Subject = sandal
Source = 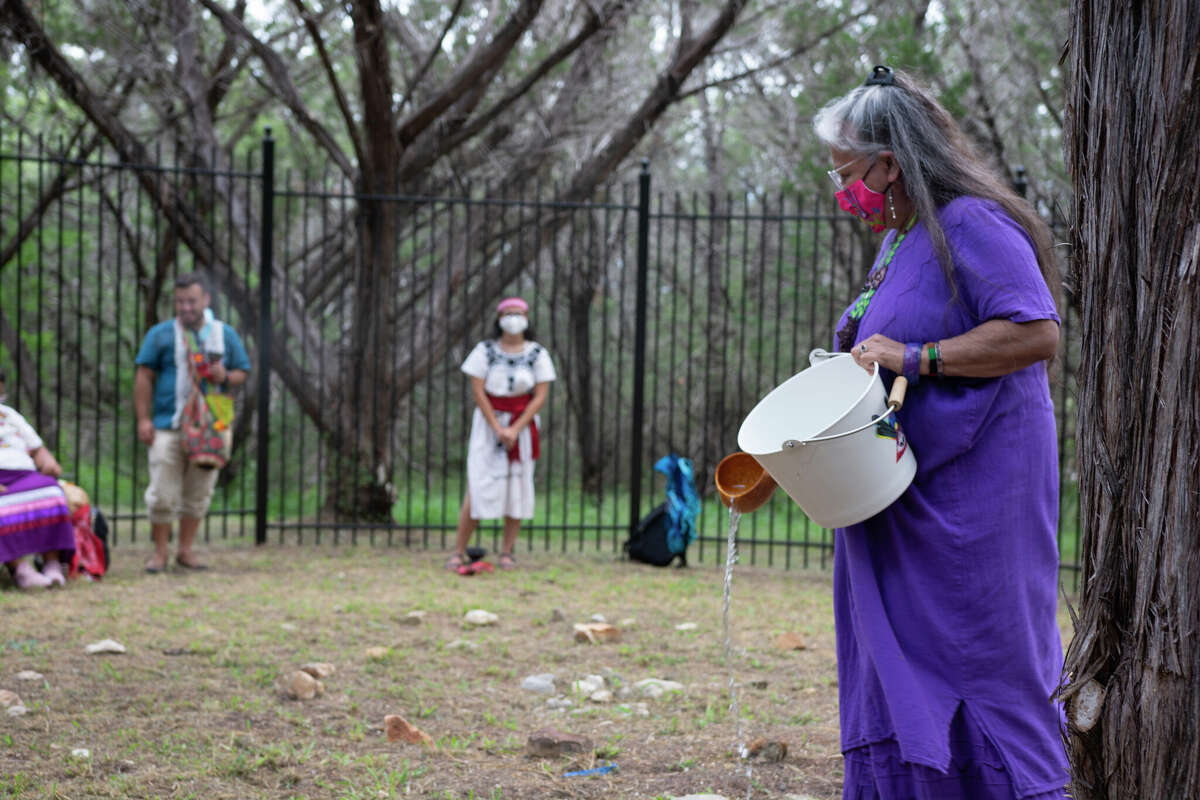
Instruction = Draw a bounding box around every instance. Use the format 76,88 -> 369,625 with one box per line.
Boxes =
445,553 -> 465,572
498,552 -> 516,570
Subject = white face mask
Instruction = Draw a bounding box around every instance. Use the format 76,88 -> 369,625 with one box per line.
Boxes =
499,314 -> 528,335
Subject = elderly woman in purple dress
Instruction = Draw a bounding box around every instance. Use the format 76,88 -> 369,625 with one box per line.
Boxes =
0,369 -> 74,589
812,66 -> 1068,799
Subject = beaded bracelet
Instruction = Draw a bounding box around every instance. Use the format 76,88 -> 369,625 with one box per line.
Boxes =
903,343 -> 922,385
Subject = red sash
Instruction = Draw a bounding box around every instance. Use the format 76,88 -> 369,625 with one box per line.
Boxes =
487,393 -> 539,463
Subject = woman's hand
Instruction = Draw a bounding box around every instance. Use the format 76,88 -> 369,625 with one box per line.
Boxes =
850,334 -> 903,374
496,426 -> 520,451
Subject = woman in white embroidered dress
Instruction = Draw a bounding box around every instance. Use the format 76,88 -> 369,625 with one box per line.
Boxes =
447,298 -> 556,571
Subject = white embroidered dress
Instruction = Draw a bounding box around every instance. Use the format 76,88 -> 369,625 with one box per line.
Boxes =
461,340 -> 556,520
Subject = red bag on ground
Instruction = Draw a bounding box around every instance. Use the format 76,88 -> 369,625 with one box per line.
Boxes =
68,503 -> 107,580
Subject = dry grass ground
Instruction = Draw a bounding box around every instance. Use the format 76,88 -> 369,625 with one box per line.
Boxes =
1,543 -> 850,800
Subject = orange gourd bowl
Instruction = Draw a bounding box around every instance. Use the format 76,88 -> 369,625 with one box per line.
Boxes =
714,452 -> 777,513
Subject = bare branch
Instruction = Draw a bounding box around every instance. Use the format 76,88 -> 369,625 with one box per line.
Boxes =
287,0 -> 366,167
396,0 -> 545,147
675,7 -> 875,102
398,1 -> 622,180
194,0 -> 355,178
399,0 -> 466,112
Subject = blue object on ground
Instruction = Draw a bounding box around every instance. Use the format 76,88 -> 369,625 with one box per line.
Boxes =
654,453 -> 700,556
563,762 -> 617,777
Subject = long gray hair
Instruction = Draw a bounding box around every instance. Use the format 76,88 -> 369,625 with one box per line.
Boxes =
813,69 -> 1059,312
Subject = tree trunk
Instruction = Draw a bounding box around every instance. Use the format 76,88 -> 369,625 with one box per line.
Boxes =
1060,2 -> 1200,798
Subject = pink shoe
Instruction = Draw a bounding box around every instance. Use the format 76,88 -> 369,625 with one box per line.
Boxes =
41,560 -> 66,587
12,560 -> 52,590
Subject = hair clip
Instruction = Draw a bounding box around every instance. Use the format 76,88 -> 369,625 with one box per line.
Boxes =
864,65 -> 895,86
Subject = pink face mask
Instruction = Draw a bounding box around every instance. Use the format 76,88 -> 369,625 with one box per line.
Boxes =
835,178 -> 891,233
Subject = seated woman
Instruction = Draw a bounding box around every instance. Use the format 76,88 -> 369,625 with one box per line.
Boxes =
0,369 -> 73,589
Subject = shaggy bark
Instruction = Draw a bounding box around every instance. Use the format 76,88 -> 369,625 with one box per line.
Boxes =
1060,1 -> 1200,797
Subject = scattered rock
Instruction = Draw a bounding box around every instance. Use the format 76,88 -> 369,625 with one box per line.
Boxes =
279,623 -> 299,632
280,670 -> 324,700
115,759 -> 136,773
588,689 -> 613,704
300,662 -> 336,679
616,702 -> 650,717
365,646 -> 390,661
589,613 -> 607,623
384,714 -> 434,746
618,617 -> 636,628
70,748 -> 90,760
0,690 -> 21,708
445,639 -> 478,651
14,670 -> 43,682
674,622 -> 698,631
549,608 -> 567,623
525,727 -> 593,758
634,678 -> 684,699
397,611 -> 425,626
748,679 -> 769,690
546,697 -> 573,710
773,632 -> 807,651
5,705 -> 27,717
520,674 -> 557,695
571,675 -> 605,695
464,609 -> 499,627
747,737 -> 788,763
573,622 -> 620,644
85,639 -> 126,655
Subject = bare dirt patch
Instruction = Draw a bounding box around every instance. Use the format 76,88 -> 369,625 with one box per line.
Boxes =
0,544 -> 846,799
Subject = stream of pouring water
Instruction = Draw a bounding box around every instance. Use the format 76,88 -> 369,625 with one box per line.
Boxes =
722,506 -> 752,799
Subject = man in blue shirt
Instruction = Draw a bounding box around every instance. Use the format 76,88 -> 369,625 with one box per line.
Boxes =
134,273 -> 251,572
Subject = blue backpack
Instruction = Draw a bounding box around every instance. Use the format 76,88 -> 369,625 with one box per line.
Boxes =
624,454 -> 700,567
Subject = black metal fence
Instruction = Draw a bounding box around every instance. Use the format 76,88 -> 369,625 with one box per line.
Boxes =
0,133 -> 1081,575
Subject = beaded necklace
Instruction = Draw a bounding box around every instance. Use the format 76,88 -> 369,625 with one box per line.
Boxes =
836,213 -> 919,353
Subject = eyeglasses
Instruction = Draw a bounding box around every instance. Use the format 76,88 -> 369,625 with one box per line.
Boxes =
826,155 -> 873,191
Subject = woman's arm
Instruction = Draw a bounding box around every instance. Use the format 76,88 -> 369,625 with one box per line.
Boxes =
852,318 -> 1059,378
30,447 -> 62,478
470,376 -> 503,433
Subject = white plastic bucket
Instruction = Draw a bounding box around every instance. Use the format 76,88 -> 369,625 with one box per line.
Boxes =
736,353 -> 916,528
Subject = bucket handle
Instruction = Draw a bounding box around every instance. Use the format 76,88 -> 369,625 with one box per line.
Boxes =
781,376 -> 909,448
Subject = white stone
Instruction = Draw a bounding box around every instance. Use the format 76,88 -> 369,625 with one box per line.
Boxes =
674,622 -> 698,631
634,678 -> 684,699
15,670 -> 43,682
279,623 -> 299,632
70,748 -> 90,759
571,675 -> 605,695
589,613 -> 607,623
463,609 -> 499,626
85,639 -> 126,654
618,617 -> 636,627
520,674 -> 557,694
1072,678 -> 1104,732
446,639 -> 478,650
0,690 -> 21,707
588,689 -> 613,704
5,705 -> 27,717
546,697 -> 573,709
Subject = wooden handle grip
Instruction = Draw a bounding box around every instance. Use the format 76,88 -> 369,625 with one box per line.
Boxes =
888,376 -> 908,411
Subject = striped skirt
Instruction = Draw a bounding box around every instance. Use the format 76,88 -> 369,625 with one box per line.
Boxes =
0,469 -> 76,564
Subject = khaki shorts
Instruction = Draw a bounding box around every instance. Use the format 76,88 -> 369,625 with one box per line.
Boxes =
144,430 -> 220,524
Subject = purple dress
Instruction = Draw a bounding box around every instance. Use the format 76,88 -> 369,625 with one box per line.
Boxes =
833,197 -> 1069,799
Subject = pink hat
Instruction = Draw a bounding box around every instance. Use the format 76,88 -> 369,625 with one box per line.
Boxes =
496,297 -> 528,314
